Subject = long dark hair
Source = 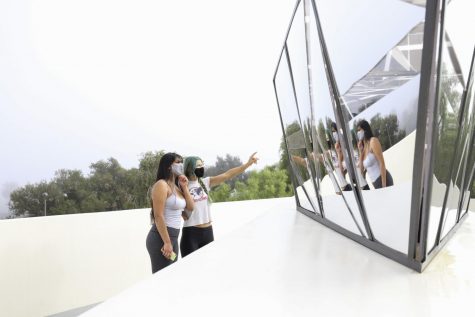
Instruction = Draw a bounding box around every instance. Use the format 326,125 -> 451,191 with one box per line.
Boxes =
184,156 -> 212,201
357,119 -> 374,141
184,156 -> 201,178
331,122 -> 337,132
156,152 -> 181,182
150,152 -> 182,223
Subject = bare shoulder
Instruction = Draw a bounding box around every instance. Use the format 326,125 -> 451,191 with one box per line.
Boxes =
370,137 -> 382,147
369,137 -> 384,155
152,180 -> 169,195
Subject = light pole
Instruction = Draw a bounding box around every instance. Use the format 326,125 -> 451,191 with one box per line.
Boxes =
42,192 -> 48,216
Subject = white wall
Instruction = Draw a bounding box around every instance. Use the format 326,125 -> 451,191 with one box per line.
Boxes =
0,209 -> 151,317
0,198 -> 286,317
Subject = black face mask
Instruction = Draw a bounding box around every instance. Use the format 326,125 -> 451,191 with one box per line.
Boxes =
194,167 -> 205,178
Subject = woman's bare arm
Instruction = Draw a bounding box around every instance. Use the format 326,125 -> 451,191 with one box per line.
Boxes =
209,152 -> 258,188
152,181 -> 173,258
370,138 -> 387,187
177,175 -> 194,212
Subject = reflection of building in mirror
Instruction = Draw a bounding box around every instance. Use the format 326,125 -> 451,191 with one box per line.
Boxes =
341,23 -> 424,118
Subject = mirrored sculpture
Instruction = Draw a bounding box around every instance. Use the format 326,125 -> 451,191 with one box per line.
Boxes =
274,0 -> 475,271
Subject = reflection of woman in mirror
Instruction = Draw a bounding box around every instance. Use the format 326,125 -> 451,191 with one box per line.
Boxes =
350,130 -> 370,191
330,122 -> 351,191
357,120 -> 394,189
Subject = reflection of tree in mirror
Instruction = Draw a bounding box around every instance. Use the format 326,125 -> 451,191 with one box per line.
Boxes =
278,121 -> 313,189
303,118 -> 312,151
352,113 -> 406,151
369,114 -> 406,151
433,64 -> 463,183
316,120 -> 327,151
314,117 -> 340,178
279,122 -> 300,165
357,103 -> 370,115
471,176 -> 475,198
279,121 -> 301,183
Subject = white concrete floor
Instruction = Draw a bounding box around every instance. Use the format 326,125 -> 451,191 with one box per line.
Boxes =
81,197 -> 475,317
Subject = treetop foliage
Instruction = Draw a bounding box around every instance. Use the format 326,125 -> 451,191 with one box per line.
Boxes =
7,151 -> 292,218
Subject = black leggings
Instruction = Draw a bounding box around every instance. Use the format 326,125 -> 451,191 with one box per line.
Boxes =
146,225 -> 180,273
372,170 -> 394,189
180,226 -> 214,258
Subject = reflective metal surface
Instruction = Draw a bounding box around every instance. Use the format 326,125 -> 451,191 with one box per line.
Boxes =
274,0 -> 475,271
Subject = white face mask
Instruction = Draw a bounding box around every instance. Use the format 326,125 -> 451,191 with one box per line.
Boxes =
171,163 -> 184,176
332,132 -> 339,142
357,130 -> 365,141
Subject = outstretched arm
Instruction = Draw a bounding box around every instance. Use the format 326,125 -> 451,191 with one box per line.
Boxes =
209,152 -> 259,188
291,155 -> 306,167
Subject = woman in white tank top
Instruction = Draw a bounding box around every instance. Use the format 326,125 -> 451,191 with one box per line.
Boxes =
357,120 -> 394,189
146,152 -> 194,273
179,152 -> 259,257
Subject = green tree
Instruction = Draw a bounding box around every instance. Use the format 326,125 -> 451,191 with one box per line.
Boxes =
205,154 -> 247,189
9,183 -> 47,217
8,150 -> 295,218
369,113 -> 406,151
9,181 -> 69,217
88,157 -> 135,211
8,151 -> 166,217
210,183 -> 232,202
134,151 -> 165,207
52,169 -> 87,213
230,166 -> 293,201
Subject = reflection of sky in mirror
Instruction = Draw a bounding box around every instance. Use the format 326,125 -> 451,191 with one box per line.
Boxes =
275,50 -> 301,131
315,0 -> 424,93
445,0 -> 475,83
286,2 -> 312,127
307,1 -> 336,124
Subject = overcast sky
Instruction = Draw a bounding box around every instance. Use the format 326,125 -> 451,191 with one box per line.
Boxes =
2,0 -> 472,218
0,0 -> 298,188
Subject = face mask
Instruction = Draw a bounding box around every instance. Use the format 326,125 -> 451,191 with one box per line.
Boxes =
171,163 -> 184,176
357,130 -> 365,141
332,132 -> 339,142
194,167 -> 205,178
